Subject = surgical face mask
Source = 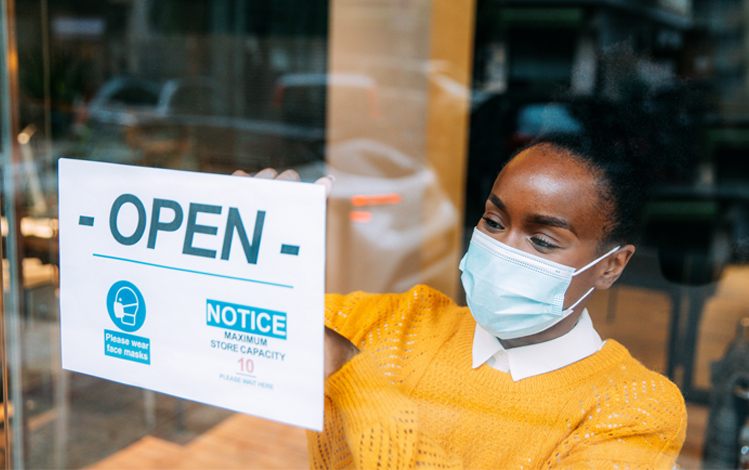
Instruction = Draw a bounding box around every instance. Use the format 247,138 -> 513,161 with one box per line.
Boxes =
459,228 -> 619,340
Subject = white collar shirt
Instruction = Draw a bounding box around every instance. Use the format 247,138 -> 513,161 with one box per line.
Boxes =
471,310 -> 604,381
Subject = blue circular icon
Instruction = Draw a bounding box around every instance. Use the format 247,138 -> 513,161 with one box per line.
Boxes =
107,280 -> 146,332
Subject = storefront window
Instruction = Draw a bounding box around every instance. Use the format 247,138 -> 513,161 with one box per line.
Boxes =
0,0 -> 747,468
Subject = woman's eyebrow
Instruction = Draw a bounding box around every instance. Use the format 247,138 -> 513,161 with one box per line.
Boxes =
489,193 -> 577,235
527,214 -> 577,235
488,194 -> 505,211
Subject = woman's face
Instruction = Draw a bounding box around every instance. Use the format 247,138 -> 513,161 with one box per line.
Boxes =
478,143 -> 631,312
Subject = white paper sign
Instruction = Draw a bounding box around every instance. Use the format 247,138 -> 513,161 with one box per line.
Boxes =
58,159 -> 326,431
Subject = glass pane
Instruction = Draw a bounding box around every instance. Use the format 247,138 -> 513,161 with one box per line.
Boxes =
3,0 -> 746,468
5,0 -> 331,467
3,0 -> 466,468
468,1 -> 746,468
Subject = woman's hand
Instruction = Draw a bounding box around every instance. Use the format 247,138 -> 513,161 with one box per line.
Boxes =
234,168 -> 347,378
325,327 -> 359,380
232,168 -> 334,198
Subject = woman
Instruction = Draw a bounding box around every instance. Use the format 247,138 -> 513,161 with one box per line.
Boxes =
246,131 -> 687,469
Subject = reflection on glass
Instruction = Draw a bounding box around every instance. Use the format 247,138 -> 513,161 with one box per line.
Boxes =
7,0 -> 467,467
0,0 -> 748,467
467,1 -> 748,467
7,0 -> 331,468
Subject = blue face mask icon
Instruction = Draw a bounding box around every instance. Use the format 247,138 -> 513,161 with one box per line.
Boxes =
107,280 -> 146,332
114,286 -> 139,326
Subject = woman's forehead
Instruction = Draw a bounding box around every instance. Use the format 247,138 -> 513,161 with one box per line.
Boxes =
491,146 -> 610,239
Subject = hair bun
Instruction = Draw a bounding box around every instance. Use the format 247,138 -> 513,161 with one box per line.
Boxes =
530,76 -> 707,246
565,84 -> 705,186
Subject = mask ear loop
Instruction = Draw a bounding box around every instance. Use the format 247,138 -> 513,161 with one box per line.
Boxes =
560,245 -> 621,316
540,286 -> 595,332
571,245 -> 621,276
563,287 -> 595,314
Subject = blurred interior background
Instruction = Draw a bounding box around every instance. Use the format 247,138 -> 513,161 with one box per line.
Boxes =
0,0 -> 749,468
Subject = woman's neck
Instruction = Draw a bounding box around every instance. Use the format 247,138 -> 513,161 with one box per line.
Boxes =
498,307 -> 586,349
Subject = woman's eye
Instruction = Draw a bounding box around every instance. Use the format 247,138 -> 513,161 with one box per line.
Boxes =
531,237 -> 559,250
482,217 -> 504,230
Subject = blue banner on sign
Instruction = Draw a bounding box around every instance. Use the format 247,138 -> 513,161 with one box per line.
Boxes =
104,329 -> 151,364
206,299 -> 287,340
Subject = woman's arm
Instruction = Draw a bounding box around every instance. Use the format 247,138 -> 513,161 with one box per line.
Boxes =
324,327 -> 359,380
237,169 -> 463,468
548,382 -> 687,470
313,288 -> 465,469
311,350 -> 463,469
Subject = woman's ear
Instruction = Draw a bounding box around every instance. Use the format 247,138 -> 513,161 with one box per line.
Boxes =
594,245 -> 635,289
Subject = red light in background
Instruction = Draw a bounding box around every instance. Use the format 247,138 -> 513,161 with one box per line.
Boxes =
351,193 -> 402,207
349,211 -> 373,223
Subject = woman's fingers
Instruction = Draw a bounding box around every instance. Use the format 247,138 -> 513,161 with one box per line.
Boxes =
315,174 -> 335,198
233,169 -> 334,198
276,169 -> 301,182
254,168 -> 278,179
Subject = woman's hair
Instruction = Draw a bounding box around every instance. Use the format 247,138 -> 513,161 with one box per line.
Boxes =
528,132 -> 649,248
522,85 -> 704,248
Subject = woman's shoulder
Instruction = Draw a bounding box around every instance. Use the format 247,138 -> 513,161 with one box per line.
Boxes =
325,284 -> 459,316
325,285 -> 469,342
325,284 -> 452,302
592,340 -> 686,412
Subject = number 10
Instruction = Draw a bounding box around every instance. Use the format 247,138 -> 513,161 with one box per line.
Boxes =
238,358 -> 254,374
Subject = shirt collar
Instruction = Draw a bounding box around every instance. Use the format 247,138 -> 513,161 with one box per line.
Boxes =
472,310 -> 603,381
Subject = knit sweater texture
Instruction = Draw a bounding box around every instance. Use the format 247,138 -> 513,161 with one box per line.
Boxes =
307,285 -> 687,469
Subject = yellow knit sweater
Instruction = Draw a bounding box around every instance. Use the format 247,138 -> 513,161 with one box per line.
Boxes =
307,285 -> 687,469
